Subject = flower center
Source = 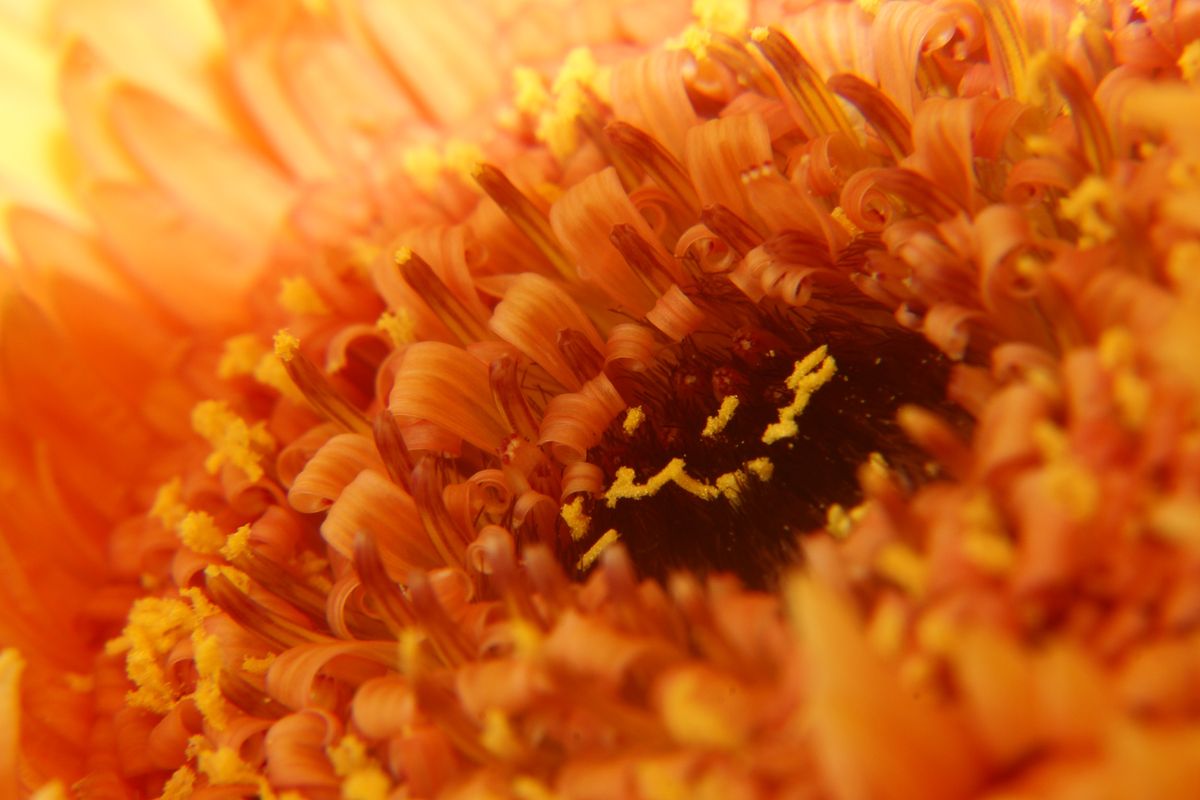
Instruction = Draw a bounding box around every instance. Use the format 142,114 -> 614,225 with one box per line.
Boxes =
569,291 -> 965,588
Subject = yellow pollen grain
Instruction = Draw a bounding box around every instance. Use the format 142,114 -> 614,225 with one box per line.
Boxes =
273,329 -> 300,362
510,618 -> 544,659
513,66 -> 550,115
692,0 -> 749,34
394,246 -> 413,265
159,766 -> 196,800
512,777 -> 558,800
622,405 -> 646,435
577,529 -> 620,572
1180,41 -> 1200,82
481,709 -> 523,759
1099,327 -> 1135,370
560,496 -> 591,541
198,746 -> 258,786
702,395 -> 739,438
242,653 -> 275,675
377,309 -> 416,347
177,510 -> 224,555
857,0 -> 883,14
278,276 -> 330,316
825,503 -> 853,538
342,769 -> 391,800
149,477 -> 188,530
220,524 -> 251,561
217,334 -> 266,379
181,586 -> 219,620
762,347 -> 837,445
875,543 -> 928,595
191,400 -> 275,483
402,144 -> 443,192
750,26 -> 769,42
1059,175 -> 1116,245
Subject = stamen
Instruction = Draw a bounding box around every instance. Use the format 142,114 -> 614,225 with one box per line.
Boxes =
1034,55 -> 1114,175
488,356 -> 541,442
556,329 -> 605,385
274,330 -> 371,435
372,412 -> 414,492
191,400 -> 275,483
473,164 -> 573,278
761,346 -> 838,444
751,27 -> 857,141
605,122 -> 701,214
576,529 -> 620,573
397,250 -> 491,344
700,204 -> 763,257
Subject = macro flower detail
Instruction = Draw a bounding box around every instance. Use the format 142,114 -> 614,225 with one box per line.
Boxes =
3,0 -> 1200,798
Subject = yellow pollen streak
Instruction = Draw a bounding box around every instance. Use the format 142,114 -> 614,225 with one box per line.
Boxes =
701,395 -> 739,437
1059,175 -> 1116,245
605,458 -> 718,507
1181,41 -> 1200,83
622,405 -> 646,435
481,709 -> 523,759
277,276 -> 330,316
560,496 -> 592,541
513,66 -> 550,115
761,346 -> 837,444
577,529 -> 620,573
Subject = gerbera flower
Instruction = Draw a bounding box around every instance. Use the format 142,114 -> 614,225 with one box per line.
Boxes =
3,0 -> 1200,797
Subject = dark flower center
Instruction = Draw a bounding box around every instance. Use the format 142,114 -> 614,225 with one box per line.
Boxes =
568,284 -> 967,589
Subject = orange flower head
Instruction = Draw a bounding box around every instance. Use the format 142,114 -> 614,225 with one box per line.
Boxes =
4,0 -> 1200,798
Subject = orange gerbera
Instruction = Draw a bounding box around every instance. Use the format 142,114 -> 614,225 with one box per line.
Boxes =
3,0 -> 1200,798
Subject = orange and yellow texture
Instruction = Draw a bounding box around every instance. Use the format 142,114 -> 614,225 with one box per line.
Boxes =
3,0 -> 1200,798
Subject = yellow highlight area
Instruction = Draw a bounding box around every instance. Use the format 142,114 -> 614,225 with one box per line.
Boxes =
178,510 -> 224,555
1182,41 -> 1200,83
329,735 -> 391,800
692,0 -> 749,33
278,276 -> 330,315
377,309 -> 416,347
242,653 -> 275,675
273,329 -> 300,362
560,495 -> 592,541
159,766 -> 196,800
402,144 -> 442,192
444,140 -> 486,184
106,597 -> 199,714
761,346 -> 837,444
481,708 -> 523,759
149,477 -> 188,530
512,777 -> 558,800
659,668 -> 745,749
701,395 -> 739,438
217,333 -> 266,379
534,47 -> 612,159
667,25 -> 713,60
875,543 -> 928,595
191,400 -> 275,483
198,746 -> 259,786
221,524 -> 251,561
1059,175 -> 1117,245
513,66 -> 550,115
622,405 -> 646,435
577,529 -> 620,572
